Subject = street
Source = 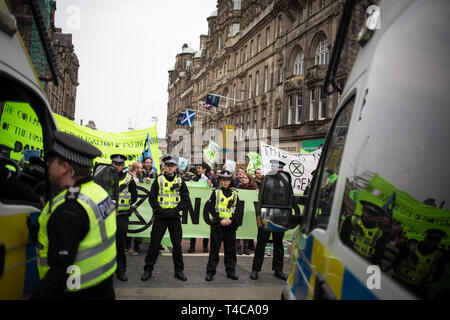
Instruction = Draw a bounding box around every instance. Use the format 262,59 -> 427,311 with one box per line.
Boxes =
113,241 -> 290,300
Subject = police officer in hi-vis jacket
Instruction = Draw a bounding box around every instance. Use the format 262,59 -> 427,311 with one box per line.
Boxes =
141,155 -> 190,282
205,170 -> 240,281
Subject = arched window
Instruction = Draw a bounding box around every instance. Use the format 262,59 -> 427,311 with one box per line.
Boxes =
294,51 -> 304,75
315,36 -> 329,65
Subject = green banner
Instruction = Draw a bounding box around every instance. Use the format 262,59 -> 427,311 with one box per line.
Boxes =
356,174 -> 450,245
128,181 -> 295,241
0,101 -> 160,171
54,114 -> 160,170
0,101 -> 44,161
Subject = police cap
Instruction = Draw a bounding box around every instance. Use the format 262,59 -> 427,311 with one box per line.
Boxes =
426,229 -> 447,240
0,144 -> 12,158
270,159 -> 286,169
110,154 -> 127,164
162,155 -> 178,166
359,200 -> 384,216
47,131 -> 101,167
219,170 -> 232,180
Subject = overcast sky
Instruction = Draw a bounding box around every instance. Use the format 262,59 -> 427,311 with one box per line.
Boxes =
54,0 -> 216,138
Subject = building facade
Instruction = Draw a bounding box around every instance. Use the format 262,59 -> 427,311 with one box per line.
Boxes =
5,0 -> 79,120
167,0 -> 374,164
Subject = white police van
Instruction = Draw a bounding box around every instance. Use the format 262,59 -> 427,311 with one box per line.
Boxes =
258,0 -> 449,300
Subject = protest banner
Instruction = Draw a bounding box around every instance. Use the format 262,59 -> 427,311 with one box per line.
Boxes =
354,173 -> 450,246
260,142 -> 321,195
0,101 -> 161,171
128,181 -> 296,241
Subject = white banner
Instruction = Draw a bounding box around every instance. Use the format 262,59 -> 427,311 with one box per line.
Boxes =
260,142 -> 322,194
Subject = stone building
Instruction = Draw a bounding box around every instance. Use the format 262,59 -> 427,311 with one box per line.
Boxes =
167,0 -> 374,164
5,0 -> 79,120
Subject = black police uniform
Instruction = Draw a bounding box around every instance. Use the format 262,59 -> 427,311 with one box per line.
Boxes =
111,154 -> 138,281
251,160 -> 289,280
30,131 -> 115,300
142,156 -> 190,281
205,182 -> 240,281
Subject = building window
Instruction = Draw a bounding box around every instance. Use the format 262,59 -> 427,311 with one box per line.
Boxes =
319,86 -> 327,119
315,36 -> 329,65
266,27 -> 270,46
234,0 -> 241,10
255,71 -> 260,96
296,94 -> 303,123
309,1 -> 313,16
293,51 -> 304,75
235,53 -> 239,69
320,0 -> 326,9
278,15 -> 282,37
299,7 -> 303,23
186,59 -> 192,68
232,23 -> 240,36
224,61 -> 228,75
310,87 -> 316,120
244,45 -> 248,62
264,66 -> 269,92
276,109 -> 281,127
218,36 -> 222,50
288,96 -> 294,125
241,80 -> 245,100
233,84 -> 237,105
248,75 -> 253,99
250,40 -> 254,57
257,34 -> 261,52
240,49 -> 244,64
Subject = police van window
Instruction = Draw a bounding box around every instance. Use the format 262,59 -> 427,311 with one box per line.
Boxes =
311,95 -> 355,230
338,1 -> 449,299
0,101 -> 45,206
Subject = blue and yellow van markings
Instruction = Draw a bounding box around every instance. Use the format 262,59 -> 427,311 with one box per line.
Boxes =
288,234 -> 379,300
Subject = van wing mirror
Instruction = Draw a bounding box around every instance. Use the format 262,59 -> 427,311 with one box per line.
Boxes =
93,164 -> 118,205
256,171 -> 303,232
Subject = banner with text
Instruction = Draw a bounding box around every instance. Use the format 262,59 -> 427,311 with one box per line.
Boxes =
260,142 -> 322,195
127,181 -> 295,241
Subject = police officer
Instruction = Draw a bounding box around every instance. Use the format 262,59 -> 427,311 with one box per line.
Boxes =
250,160 -> 289,281
141,155 -> 189,281
31,131 -> 117,300
393,229 -> 447,297
110,154 -> 137,281
205,170 -> 240,281
340,200 -> 386,265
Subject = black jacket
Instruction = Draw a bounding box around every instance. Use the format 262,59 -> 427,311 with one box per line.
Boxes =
149,173 -> 190,218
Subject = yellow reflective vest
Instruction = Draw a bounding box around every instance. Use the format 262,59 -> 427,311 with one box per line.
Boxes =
157,175 -> 182,209
215,189 -> 237,219
350,215 -> 383,258
37,181 -> 117,291
395,241 -> 442,285
118,172 -> 132,212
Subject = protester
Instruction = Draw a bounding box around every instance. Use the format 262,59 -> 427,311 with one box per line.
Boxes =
254,168 -> 264,190
234,167 -> 246,188
236,173 -> 257,255
142,156 -> 157,182
189,162 -> 213,253
125,161 -> 144,256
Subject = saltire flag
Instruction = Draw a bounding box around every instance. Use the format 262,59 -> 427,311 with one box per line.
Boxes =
206,94 -> 220,108
177,109 -> 196,127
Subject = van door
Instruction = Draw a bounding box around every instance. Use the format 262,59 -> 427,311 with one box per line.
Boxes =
287,93 -> 356,300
